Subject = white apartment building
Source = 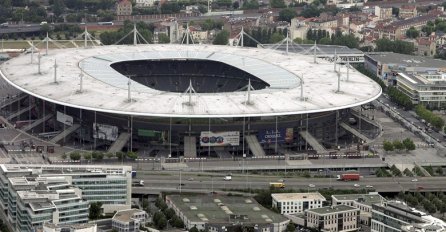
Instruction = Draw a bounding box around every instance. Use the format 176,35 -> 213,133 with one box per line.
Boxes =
272,192 -> 326,215
332,192 -> 385,225
112,209 -> 148,232
306,205 -> 360,232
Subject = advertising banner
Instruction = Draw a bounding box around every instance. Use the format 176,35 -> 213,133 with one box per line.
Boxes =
56,111 -> 73,126
93,123 -> 119,141
200,131 -> 240,146
258,128 -> 294,144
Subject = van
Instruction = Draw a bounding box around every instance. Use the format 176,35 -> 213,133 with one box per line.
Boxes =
223,175 -> 232,181
40,21 -> 47,25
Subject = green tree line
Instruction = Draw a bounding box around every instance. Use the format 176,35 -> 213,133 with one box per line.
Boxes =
415,105 -> 445,129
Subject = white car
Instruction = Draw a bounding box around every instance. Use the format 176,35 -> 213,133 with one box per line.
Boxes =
411,179 -> 418,182
354,184 -> 360,187
308,184 -> 315,188
366,185 -> 373,188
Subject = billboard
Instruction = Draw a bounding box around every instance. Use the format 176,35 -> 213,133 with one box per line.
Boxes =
56,111 -> 73,126
93,123 -> 119,141
200,131 -> 240,146
258,128 -> 293,144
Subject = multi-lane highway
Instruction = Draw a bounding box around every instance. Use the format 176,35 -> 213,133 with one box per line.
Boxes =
132,171 -> 446,194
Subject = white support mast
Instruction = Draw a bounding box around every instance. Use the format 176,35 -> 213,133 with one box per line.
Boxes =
127,75 -> 132,102
241,27 -> 244,47
133,24 -> 137,46
38,52 -> 41,74
53,59 -> 58,83
79,71 -> 84,93
334,49 -> 337,72
313,41 -> 317,63
46,32 -> 49,55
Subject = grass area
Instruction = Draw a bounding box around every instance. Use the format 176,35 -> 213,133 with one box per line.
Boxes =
0,40 -> 30,49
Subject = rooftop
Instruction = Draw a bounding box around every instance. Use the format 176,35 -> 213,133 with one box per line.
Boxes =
271,192 -> 326,202
366,52 -> 446,68
0,44 -> 381,118
332,193 -> 384,206
167,195 -> 288,224
307,205 -> 358,215
113,209 -> 146,223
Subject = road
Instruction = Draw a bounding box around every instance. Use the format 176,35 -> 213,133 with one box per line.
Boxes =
132,171 -> 446,193
377,95 -> 445,148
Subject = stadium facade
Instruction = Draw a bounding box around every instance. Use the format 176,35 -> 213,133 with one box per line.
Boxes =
0,44 -> 381,157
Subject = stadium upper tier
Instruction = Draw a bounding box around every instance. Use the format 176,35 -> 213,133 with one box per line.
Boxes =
0,44 -> 381,118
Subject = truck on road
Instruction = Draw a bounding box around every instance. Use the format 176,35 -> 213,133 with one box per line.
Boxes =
132,180 -> 144,186
270,182 -> 285,188
337,173 -> 360,181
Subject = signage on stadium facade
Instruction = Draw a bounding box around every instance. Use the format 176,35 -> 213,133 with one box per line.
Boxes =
200,131 -> 240,146
258,128 -> 293,144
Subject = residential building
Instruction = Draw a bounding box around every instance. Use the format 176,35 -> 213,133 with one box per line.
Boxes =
0,165 -> 132,232
134,0 -> 155,8
166,195 -> 290,232
371,201 -> 446,232
116,0 -> 132,16
42,222 -> 97,232
415,36 -> 436,57
332,192 -> 385,225
271,192 -> 326,215
375,6 -> 392,20
399,5 -> 417,19
364,53 -> 446,85
112,209 -> 148,232
306,205 -> 360,232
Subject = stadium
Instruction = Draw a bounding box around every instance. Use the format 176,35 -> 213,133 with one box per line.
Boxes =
0,44 -> 381,158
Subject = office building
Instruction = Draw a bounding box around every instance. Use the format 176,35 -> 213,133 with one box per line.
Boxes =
306,205 -> 360,232
371,201 -> 446,232
166,195 -> 290,232
0,164 -> 132,232
397,71 -> 446,107
271,192 -> 326,215
364,53 -> 446,85
112,209 -> 148,232
42,222 -> 97,232
332,192 -> 385,225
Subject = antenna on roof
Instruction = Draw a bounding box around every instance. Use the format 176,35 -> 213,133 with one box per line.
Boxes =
184,79 -> 197,106
336,69 -> 341,93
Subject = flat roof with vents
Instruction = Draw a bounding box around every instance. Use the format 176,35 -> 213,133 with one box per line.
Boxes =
166,195 -> 288,224
271,192 -> 326,202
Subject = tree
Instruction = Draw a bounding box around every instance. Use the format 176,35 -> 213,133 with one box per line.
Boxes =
405,27 -> 419,38
383,140 -> 394,152
393,140 -> 404,151
164,208 -> 175,220
53,0 -> 65,17
158,34 -> 169,44
70,152 -> 81,160
402,138 -> 416,151
83,152 -> 92,161
375,38 -> 414,55
299,5 -> 320,18
89,202 -> 103,220
61,154 -> 67,160
232,1 -> 240,9
213,30 -> 229,45
270,0 -> 286,8
278,8 -> 296,23
106,153 -> 114,159
153,212 -> 167,229
189,226 -> 199,232
116,152 -> 125,160
286,223 -> 296,232
171,215 -> 184,228
92,151 -> 104,160
242,0 -> 259,9
270,32 -> 285,43
436,166 -> 444,175
126,151 -> 138,159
